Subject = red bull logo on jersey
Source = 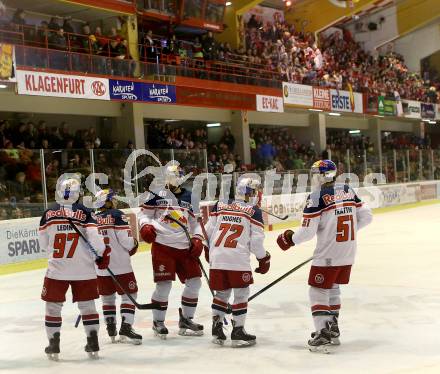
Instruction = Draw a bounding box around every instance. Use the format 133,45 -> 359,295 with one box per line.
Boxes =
217,202 -> 255,216
322,190 -> 355,206
96,216 -> 115,225
46,208 -> 86,221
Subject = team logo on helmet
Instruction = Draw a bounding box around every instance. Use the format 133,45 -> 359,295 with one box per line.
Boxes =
314,274 -> 324,284
242,273 -> 251,283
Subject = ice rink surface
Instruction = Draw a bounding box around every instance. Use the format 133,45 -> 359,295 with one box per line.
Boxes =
1,203 -> 440,374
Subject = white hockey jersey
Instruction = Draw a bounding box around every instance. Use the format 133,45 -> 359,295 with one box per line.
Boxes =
196,199 -> 266,271
292,184 -> 373,267
138,188 -> 197,250
39,203 -> 106,281
95,208 -> 135,276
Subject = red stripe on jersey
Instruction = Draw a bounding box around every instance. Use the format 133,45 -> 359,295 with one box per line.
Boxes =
39,219 -> 97,231
103,305 -> 117,311
213,298 -> 228,308
330,304 -> 341,310
211,211 -> 264,228
232,302 -> 248,310
82,313 -> 100,320
45,315 -> 62,322
303,202 -> 361,219
141,205 -> 195,217
121,303 -> 135,310
311,304 -> 331,312
182,296 -> 198,303
98,225 -> 130,230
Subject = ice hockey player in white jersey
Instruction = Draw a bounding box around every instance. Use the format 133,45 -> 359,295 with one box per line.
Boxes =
195,177 -> 271,347
39,178 -> 108,360
95,189 -> 142,345
277,160 -> 373,353
138,164 -> 204,338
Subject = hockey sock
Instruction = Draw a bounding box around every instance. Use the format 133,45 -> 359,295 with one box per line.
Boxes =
181,277 -> 201,319
101,294 -> 116,322
120,293 -> 136,325
45,302 -> 63,339
231,287 -> 250,327
151,281 -> 172,322
78,300 -> 100,337
309,286 -> 333,331
329,284 -> 341,318
212,289 -> 232,319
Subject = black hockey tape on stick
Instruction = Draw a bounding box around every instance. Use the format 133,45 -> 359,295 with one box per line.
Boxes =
67,217 -> 159,310
248,256 -> 313,302
260,208 -> 289,221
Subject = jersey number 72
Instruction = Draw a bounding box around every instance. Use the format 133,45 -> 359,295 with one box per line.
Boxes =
214,223 -> 244,248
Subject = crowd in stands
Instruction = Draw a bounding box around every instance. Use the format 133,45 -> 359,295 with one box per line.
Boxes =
2,6 -> 439,102
243,16 -> 439,103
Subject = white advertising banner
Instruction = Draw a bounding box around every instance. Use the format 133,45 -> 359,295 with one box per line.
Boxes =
256,95 -> 284,113
16,70 -> 110,100
282,83 -> 313,107
0,217 -> 45,265
402,100 -> 421,119
330,89 -> 363,113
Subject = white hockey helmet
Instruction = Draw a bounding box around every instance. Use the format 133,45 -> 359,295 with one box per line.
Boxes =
56,176 -> 81,204
236,176 -> 261,203
95,188 -> 116,209
164,163 -> 184,188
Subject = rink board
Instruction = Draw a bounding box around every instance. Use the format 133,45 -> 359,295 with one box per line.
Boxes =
0,180 -> 439,268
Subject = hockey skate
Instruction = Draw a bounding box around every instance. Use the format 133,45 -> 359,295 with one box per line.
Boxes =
178,308 -> 204,336
45,332 -> 60,361
231,321 -> 256,348
119,317 -> 142,345
308,327 -> 334,354
152,320 -> 168,340
211,315 -> 227,346
328,317 -> 340,345
85,330 -> 100,359
105,316 -> 117,343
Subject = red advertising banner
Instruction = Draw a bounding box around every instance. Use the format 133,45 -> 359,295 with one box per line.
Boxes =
364,94 -> 378,115
312,87 -> 331,111
177,86 -> 256,110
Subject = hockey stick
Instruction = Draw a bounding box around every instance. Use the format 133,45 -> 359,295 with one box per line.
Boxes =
67,218 -> 159,310
248,256 -> 313,302
260,208 -> 289,221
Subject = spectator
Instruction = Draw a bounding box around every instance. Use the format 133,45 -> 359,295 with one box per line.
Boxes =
6,172 -> 31,202
202,31 -> 217,60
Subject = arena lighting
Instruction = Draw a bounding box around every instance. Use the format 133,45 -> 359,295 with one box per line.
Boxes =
164,119 -> 180,122
206,123 -> 221,127
286,0 -> 292,6
374,115 -> 385,118
226,1 -> 232,6
328,112 -> 341,116
428,120 -> 437,124
308,108 -> 323,112
0,84 -> 7,88
422,119 -> 431,122
349,130 -> 361,134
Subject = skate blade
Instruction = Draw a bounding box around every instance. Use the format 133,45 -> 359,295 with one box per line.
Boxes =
331,338 -> 341,345
87,351 -> 99,360
178,328 -> 204,337
46,353 -> 59,361
119,335 -> 142,345
231,339 -> 256,348
153,331 -> 167,340
212,337 -> 226,346
308,344 -> 334,354
110,336 -> 117,343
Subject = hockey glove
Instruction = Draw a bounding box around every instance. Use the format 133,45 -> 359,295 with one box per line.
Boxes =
277,230 -> 294,251
129,238 -> 139,256
255,251 -> 271,274
140,224 -> 156,243
96,246 -> 111,270
189,237 -> 203,258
